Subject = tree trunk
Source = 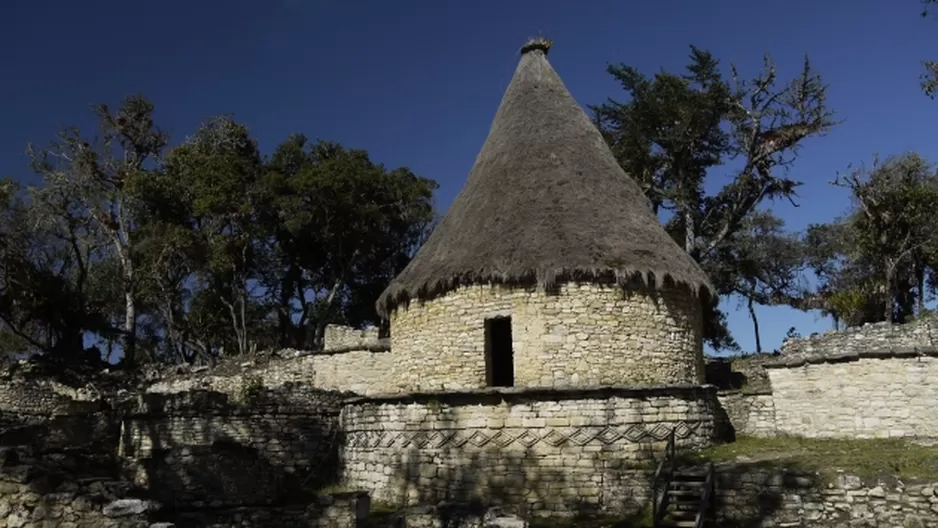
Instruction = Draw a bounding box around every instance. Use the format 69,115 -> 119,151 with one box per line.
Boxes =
277,275 -> 293,348
917,265 -> 926,316
884,259 -> 894,323
684,210 -> 696,255
748,297 -> 762,355
313,278 -> 344,350
124,289 -> 137,367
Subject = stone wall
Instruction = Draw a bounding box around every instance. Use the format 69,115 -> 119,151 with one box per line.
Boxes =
780,315 -> 938,361
715,463 -> 938,528
715,391 -> 776,439
0,378 -> 106,430
388,282 -> 704,393
767,353 -> 938,438
705,354 -> 777,393
323,324 -> 382,350
340,385 -> 717,516
145,347 -> 393,397
0,441 -> 151,525
120,386 -> 345,508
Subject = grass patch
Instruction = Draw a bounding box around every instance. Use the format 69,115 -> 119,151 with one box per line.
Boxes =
683,436 -> 938,482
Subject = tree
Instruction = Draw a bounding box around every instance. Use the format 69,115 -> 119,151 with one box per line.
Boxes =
830,152 -> 938,322
27,96 -> 168,367
0,178 -> 117,362
158,116 -> 265,358
711,211 -> 807,354
262,136 -> 437,349
593,46 -> 836,350
801,217 -> 905,328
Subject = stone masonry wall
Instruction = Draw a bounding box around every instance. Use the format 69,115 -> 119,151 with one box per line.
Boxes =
715,464 -> 938,528
120,386 -> 345,508
780,314 -> 938,361
323,324 -> 381,350
768,355 -> 938,438
716,391 -> 776,438
388,282 -> 704,393
340,385 -> 717,517
145,345 -> 393,397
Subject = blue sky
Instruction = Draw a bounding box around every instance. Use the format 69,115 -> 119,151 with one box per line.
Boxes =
1,0 -> 936,355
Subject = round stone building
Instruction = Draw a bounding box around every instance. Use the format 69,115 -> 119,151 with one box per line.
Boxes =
376,39 -> 712,393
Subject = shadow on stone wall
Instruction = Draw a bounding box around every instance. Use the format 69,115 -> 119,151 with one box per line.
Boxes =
0,409 -> 157,526
362,405 -> 660,523
711,461 -> 820,528
366,405 -> 812,526
126,389 -> 345,526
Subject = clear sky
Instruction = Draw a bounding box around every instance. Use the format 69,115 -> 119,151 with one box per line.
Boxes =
1,0 -> 936,355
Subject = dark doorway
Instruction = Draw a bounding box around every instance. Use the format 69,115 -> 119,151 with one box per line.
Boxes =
484,317 -> 514,387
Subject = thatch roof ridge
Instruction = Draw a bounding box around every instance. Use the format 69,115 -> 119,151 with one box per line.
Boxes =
376,41 -> 712,318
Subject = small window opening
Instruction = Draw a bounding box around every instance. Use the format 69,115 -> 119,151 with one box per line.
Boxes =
484,317 -> 514,387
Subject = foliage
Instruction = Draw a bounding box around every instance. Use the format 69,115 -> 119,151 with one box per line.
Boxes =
236,374 -> 265,405
2,98 -> 437,367
711,211 -> 807,353
261,136 -> 437,349
593,46 -> 836,350
823,153 -> 938,324
25,95 -> 168,367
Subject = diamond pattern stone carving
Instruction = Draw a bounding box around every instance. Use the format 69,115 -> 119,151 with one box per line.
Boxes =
343,421 -> 705,451
515,431 -> 540,448
542,430 -> 569,447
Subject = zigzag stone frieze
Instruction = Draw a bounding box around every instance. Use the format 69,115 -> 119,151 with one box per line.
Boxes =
344,421 -> 703,450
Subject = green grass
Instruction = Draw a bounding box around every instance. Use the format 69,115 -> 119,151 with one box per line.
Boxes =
684,436 -> 938,482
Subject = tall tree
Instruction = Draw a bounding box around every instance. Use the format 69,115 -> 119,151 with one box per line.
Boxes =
159,116 -> 265,357
711,211 -> 806,353
801,220 -> 884,329
830,152 -> 938,321
0,178 -> 117,362
593,46 -> 836,350
263,136 -> 437,349
27,96 -> 168,367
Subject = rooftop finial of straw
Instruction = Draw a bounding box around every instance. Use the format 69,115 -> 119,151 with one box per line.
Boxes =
520,36 -> 552,55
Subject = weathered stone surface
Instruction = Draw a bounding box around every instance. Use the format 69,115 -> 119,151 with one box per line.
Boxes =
0,450 -> 151,528
119,387 -> 345,509
145,324 -> 393,396
768,356 -> 938,438
715,464 -> 938,528
779,315 -> 938,363
717,391 -> 777,438
102,499 -> 156,518
388,282 -> 705,393
340,386 -> 717,514
483,507 -> 528,527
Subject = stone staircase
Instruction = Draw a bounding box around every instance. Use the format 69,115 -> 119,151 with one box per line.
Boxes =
651,429 -> 715,528
655,467 -> 713,527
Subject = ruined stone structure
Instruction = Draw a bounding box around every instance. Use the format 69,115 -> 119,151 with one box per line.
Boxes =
341,386 -> 716,515
332,38 -> 722,515
9,38 -> 938,527
714,315 -> 938,441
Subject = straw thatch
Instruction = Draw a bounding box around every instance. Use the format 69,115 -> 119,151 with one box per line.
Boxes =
376,39 -> 712,318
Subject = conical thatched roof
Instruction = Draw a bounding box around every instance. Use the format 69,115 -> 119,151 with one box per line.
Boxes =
377,39 -> 712,318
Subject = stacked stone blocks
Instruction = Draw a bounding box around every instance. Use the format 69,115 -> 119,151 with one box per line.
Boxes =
389,282 -> 704,393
